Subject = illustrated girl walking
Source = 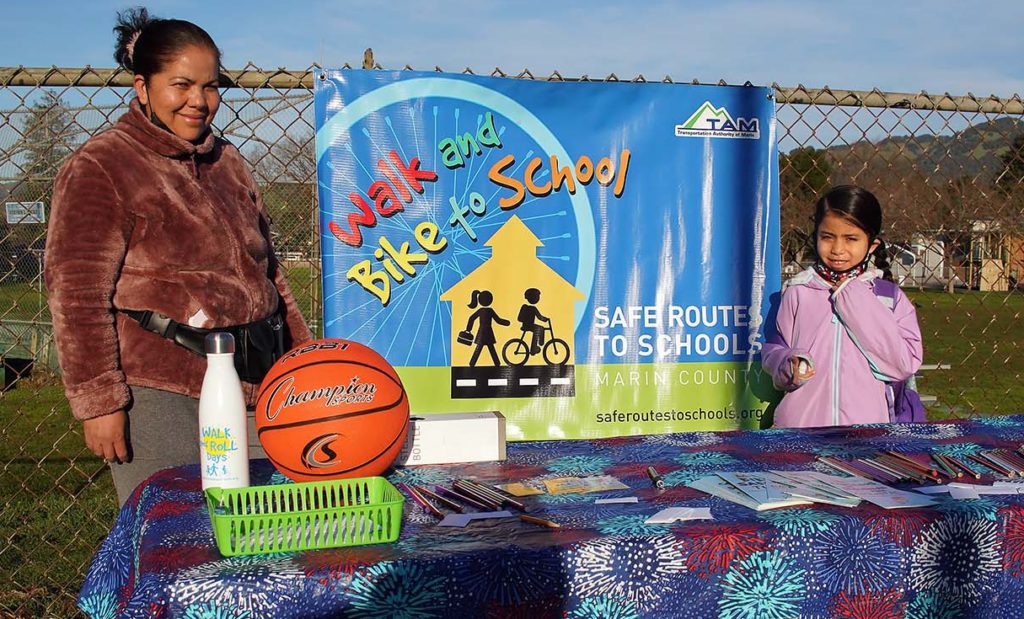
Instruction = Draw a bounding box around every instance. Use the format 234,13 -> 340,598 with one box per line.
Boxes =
465,290 -> 510,367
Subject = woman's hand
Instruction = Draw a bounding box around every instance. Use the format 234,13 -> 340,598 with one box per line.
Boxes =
789,356 -> 815,386
83,410 -> 129,463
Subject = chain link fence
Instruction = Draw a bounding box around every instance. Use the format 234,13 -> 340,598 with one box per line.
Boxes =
1,61 -> 1021,615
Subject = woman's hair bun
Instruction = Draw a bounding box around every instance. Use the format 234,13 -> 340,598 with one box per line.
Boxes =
113,6 -> 154,72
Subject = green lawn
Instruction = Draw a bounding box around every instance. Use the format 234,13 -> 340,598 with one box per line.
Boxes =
907,289 -> 1024,415
0,380 -> 117,618
0,281 -> 49,322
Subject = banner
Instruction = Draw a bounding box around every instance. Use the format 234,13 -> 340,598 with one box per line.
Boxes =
314,70 -> 780,440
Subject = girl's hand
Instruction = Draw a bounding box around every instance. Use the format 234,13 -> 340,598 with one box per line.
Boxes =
789,357 -> 815,386
83,410 -> 129,464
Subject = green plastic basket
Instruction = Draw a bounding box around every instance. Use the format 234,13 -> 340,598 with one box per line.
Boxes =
204,476 -> 404,556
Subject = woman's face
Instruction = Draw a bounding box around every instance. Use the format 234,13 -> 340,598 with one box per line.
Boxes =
134,45 -> 220,143
816,211 -> 879,272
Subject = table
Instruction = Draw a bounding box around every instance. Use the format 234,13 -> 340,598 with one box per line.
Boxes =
79,415 -> 1024,618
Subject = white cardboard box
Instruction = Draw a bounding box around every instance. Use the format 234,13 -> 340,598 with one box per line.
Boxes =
395,411 -> 506,466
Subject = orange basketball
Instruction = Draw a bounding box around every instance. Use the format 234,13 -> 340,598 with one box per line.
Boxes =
254,338 -> 409,482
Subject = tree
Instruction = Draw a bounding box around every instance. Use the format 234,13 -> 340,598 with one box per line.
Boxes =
779,147 -> 832,263
249,131 -> 315,184
996,133 -> 1024,195
12,91 -> 79,182
246,132 -> 317,258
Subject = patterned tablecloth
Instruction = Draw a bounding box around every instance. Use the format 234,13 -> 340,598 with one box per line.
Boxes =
79,415 -> 1024,618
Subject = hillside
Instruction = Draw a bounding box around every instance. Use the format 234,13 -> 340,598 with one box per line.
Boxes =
823,117 -> 1024,183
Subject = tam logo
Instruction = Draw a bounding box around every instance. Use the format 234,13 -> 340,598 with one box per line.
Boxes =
674,101 -> 760,139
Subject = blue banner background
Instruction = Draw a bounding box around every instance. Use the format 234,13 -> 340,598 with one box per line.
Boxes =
314,70 -> 780,438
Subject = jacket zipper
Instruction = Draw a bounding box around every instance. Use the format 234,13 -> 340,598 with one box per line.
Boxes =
832,314 -> 841,426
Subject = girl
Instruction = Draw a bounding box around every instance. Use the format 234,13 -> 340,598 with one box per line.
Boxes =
45,8 -> 312,503
465,290 -> 510,366
762,185 -> 923,428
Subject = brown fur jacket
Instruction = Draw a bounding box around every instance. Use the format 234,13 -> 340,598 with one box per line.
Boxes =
46,99 -> 313,421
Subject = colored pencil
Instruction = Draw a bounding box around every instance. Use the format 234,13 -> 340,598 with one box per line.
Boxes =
931,453 -> 958,478
453,480 -> 503,506
450,482 -> 502,510
519,514 -> 561,529
874,455 -> 933,483
994,450 -> 1024,474
980,452 -> 1018,477
817,456 -> 870,480
935,453 -> 964,478
852,459 -> 900,483
967,454 -> 1012,477
884,450 -> 939,477
943,454 -> 981,479
399,483 -> 444,519
435,485 -> 492,511
415,485 -> 464,513
864,456 -> 912,481
461,479 -> 527,511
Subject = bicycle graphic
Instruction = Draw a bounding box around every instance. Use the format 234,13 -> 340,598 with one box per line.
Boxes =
502,322 -> 570,367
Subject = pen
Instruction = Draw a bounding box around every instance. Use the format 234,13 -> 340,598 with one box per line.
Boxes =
646,466 -> 665,489
519,514 -> 561,529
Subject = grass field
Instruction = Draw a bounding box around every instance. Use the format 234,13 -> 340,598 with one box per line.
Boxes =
0,281 -> 1019,616
0,378 -> 116,617
907,289 -> 1024,414
0,281 -> 49,322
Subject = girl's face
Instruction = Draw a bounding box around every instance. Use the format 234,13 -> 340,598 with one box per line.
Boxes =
816,211 -> 879,272
133,45 -> 220,143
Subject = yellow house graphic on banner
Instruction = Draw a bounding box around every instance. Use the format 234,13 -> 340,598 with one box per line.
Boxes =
441,216 -> 583,397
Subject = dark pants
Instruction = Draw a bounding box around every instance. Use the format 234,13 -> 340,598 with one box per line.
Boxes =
109,386 -> 265,505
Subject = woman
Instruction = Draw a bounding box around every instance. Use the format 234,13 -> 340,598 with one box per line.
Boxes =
45,8 -> 312,504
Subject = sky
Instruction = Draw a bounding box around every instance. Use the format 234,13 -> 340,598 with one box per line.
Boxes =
2,1 -> 1023,97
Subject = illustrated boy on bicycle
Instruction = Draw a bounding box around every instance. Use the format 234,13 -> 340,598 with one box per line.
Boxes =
517,288 -> 549,354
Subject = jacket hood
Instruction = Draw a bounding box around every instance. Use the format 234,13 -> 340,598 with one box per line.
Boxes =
116,98 -> 217,159
784,267 -> 832,291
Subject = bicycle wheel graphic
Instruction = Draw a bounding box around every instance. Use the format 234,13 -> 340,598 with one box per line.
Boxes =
316,74 -> 594,368
502,338 -> 531,367
543,338 -> 570,366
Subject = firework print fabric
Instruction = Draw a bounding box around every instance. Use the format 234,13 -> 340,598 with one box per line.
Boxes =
80,415 -> 1024,618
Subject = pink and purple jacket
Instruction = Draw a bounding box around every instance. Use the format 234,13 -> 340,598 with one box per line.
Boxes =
761,268 -> 923,428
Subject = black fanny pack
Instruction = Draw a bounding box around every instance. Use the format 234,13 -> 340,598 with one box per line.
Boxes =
123,309 -> 284,383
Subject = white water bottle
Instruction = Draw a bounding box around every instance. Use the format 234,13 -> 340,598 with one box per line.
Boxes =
198,332 -> 250,490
